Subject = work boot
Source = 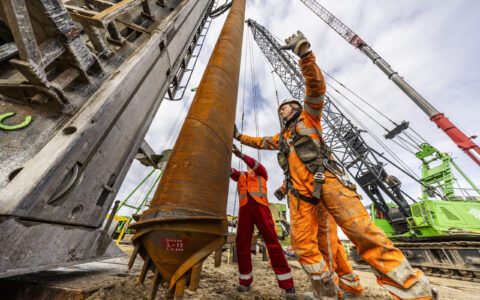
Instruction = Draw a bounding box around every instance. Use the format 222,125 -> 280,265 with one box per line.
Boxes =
285,287 -> 298,300
237,284 -> 251,292
432,288 -> 439,300
311,276 -> 338,300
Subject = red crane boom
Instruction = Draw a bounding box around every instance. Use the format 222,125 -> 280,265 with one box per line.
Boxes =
299,0 -> 480,166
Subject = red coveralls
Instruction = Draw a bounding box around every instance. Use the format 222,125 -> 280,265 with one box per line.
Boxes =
231,154 -> 294,290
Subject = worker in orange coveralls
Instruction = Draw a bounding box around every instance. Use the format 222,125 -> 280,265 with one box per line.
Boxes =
275,182 -> 363,298
230,144 -> 297,300
234,31 -> 438,300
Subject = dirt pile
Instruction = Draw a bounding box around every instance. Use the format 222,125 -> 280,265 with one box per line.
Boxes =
87,249 -> 480,299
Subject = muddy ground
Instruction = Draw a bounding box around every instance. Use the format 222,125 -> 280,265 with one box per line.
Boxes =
86,246 -> 480,300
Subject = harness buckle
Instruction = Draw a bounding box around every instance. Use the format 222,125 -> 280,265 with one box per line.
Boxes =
314,172 -> 325,183
323,159 -> 355,190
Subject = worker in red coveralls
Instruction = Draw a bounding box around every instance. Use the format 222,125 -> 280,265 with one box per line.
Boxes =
230,144 -> 297,300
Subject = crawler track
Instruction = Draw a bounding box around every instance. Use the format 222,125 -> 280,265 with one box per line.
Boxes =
352,241 -> 480,282
394,241 -> 480,282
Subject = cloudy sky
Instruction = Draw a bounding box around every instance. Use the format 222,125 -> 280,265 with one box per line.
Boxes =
116,0 -> 480,237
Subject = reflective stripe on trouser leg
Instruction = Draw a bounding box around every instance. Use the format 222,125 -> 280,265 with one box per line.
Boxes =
316,203 -> 363,294
335,239 -> 363,295
326,213 -> 332,270
288,191 -> 330,280
317,203 -> 337,272
239,272 -> 253,281
276,272 -> 293,281
339,272 -> 363,295
301,262 -> 330,280
376,268 -> 432,300
321,172 -> 432,299
239,271 -> 253,285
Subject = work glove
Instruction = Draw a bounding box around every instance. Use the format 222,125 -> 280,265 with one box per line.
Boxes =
280,30 -> 310,57
232,144 -> 244,158
274,185 -> 287,200
233,124 -> 242,141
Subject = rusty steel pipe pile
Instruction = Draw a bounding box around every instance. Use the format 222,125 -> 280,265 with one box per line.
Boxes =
129,0 -> 245,298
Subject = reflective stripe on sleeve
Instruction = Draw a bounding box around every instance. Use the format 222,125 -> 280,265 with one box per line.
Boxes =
261,138 -> 268,149
305,95 -> 325,105
304,103 -> 322,116
267,136 -> 275,149
238,193 -> 247,199
276,272 -> 293,281
252,161 -> 259,170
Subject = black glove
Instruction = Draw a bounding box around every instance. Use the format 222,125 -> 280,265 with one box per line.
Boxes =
274,188 -> 286,200
232,144 -> 244,158
233,124 -> 242,141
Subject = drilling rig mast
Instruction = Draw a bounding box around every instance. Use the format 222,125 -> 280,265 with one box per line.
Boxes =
0,0 -> 216,279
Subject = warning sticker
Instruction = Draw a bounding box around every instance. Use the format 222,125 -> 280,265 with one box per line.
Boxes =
163,238 -> 188,252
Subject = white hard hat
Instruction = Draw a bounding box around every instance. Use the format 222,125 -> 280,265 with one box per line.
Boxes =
278,98 -> 303,112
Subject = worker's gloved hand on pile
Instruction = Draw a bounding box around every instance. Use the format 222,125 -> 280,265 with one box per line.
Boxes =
232,144 -> 244,158
274,185 -> 287,200
233,124 -> 242,141
280,30 -> 310,57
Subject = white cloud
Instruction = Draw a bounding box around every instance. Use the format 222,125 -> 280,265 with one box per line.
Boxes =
117,1 -> 480,238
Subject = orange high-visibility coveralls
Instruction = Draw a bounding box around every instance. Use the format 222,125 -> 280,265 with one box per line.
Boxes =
239,52 -> 432,300
318,202 -> 363,296
279,181 -> 363,296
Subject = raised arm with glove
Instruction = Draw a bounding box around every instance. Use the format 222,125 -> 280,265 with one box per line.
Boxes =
280,30 -> 311,57
234,30 -> 436,300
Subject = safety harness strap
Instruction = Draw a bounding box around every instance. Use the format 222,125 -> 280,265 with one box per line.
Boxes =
278,116 -> 331,205
289,184 -> 320,205
312,170 -> 325,199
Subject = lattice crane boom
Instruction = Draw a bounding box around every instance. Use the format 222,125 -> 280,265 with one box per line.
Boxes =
299,0 -> 480,166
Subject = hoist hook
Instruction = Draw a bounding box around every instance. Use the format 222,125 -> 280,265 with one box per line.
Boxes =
0,112 -> 32,130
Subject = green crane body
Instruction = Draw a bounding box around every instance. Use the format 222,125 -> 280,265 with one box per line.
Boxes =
371,143 -> 480,241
